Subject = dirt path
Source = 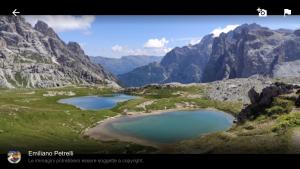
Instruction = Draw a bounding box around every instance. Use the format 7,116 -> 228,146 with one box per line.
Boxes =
291,127 -> 300,153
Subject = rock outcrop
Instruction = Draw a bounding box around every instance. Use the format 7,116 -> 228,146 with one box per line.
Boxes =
296,96 -> 300,107
206,75 -> 272,103
0,16 -> 118,88
237,82 -> 300,123
296,89 -> 300,107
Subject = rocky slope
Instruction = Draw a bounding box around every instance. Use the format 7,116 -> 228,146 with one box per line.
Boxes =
206,75 -> 273,104
0,16 -> 119,88
119,23 -> 300,87
202,23 -> 300,82
89,55 -> 162,75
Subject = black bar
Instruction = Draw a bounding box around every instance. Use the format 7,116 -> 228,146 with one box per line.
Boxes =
0,0 -> 300,15
2,154 -> 300,168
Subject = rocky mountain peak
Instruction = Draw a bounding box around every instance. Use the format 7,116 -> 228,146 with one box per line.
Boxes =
34,20 -> 49,32
67,42 -> 85,55
234,23 -> 262,32
202,23 -> 300,82
34,20 -> 59,38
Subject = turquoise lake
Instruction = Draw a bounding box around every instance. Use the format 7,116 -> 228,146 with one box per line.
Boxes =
59,95 -> 234,144
58,94 -> 136,110
108,110 -> 234,144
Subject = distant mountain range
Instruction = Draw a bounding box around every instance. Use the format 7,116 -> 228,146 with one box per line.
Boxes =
89,55 -> 162,75
0,16 -> 118,88
119,23 -> 300,87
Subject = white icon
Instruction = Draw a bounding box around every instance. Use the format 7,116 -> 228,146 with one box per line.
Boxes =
12,9 -> 20,16
284,9 -> 291,16
257,8 -> 267,17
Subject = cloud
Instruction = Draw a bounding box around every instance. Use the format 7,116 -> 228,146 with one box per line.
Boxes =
24,15 -> 95,32
163,48 -> 172,53
111,45 -> 124,52
110,38 -> 172,57
211,24 -> 240,37
189,38 -> 202,45
144,38 -> 169,48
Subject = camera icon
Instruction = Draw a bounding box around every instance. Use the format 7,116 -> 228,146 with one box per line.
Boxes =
257,8 -> 267,17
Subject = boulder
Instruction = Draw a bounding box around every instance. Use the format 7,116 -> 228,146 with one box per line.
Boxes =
248,87 -> 260,104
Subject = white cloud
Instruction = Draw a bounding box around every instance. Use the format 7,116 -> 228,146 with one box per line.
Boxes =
24,15 -> 95,32
162,47 -> 172,53
144,37 -> 169,48
111,45 -> 124,52
189,38 -> 202,45
211,24 -> 240,37
110,38 -> 172,57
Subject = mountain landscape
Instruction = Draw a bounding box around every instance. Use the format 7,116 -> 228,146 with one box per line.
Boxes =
1,16 -> 300,155
0,16 -> 118,88
89,55 -> 162,75
119,23 -> 300,87
3,17 -> 300,89
118,34 -> 214,87
202,23 -> 300,82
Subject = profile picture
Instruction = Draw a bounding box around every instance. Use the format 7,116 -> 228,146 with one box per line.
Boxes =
7,150 -> 21,164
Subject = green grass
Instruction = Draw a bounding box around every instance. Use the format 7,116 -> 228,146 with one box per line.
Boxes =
3,84 -> 295,154
0,87 -> 155,154
130,85 -> 205,99
111,98 -> 147,113
0,84 -> 242,154
122,84 -> 241,115
272,112 -> 300,133
144,97 -> 242,115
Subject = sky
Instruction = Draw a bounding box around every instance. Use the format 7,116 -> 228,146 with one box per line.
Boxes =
24,15 -> 300,58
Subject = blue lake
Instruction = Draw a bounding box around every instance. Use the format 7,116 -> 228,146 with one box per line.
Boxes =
58,94 -> 137,110
108,110 -> 234,144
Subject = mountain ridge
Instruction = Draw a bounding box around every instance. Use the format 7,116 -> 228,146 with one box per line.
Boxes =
118,34 -> 214,87
0,16 -> 119,88
119,23 -> 300,87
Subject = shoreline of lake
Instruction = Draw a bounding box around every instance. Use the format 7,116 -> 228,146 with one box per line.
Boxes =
83,107 -> 234,148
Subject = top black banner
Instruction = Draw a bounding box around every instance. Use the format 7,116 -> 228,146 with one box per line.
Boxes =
1,0 -> 300,15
